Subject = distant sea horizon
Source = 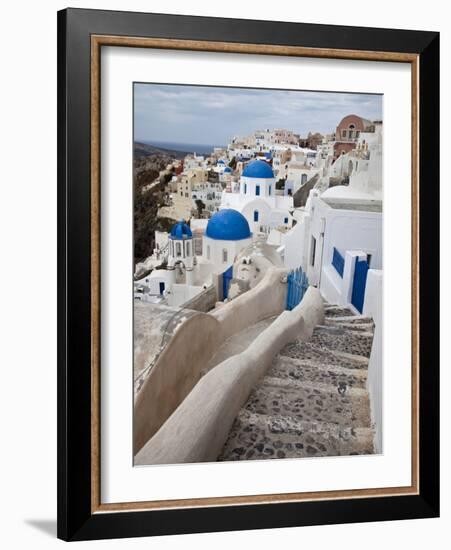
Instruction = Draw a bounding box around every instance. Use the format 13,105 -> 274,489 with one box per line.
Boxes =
140,140 -> 226,156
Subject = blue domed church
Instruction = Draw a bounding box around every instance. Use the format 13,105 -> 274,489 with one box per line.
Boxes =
220,159 -> 293,234
203,209 -> 252,268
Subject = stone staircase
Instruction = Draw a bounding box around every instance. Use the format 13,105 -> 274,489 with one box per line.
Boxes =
218,304 -> 375,461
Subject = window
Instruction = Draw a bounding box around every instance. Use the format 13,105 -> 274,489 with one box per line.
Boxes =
244,183 -> 247,194
186,241 -> 190,256
342,130 -> 347,138
222,249 -> 228,263
301,174 -> 307,185
256,185 -> 260,196
207,245 -> 210,260
284,217 -> 288,224
310,236 -> 316,266
176,242 -> 182,257
269,185 -> 272,195
254,210 -> 259,222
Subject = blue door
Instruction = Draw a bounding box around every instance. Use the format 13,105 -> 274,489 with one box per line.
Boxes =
159,282 -> 165,295
351,259 -> 369,313
222,265 -> 233,300
286,267 -> 309,310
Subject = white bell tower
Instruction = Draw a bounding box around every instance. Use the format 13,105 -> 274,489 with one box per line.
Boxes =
167,220 -> 195,285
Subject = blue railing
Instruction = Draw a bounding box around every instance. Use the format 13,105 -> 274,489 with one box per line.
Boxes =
286,267 -> 309,311
332,247 -> 345,277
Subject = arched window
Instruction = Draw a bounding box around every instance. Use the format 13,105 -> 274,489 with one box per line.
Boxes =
256,185 -> 260,196
269,185 -> 272,195
244,183 -> 247,194
254,210 -> 259,222
186,241 -> 190,256
222,249 -> 228,263
176,242 -> 182,257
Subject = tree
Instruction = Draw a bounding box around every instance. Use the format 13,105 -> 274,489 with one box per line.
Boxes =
195,199 -> 206,217
228,156 -> 237,169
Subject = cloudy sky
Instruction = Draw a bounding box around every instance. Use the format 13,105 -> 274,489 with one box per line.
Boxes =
134,83 -> 382,146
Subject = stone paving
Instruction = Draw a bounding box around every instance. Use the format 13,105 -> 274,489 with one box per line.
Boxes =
267,356 -> 368,390
309,325 -> 374,358
219,305 -> 375,461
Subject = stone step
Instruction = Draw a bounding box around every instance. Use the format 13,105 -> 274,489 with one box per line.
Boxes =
324,305 -> 355,317
279,341 -> 369,370
324,319 -> 374,332
218,409 -> 374,461
263,376 -> 368,397
310,325 -> 373,358
325,315 -> 374,326
267,355 -> 368,390
244,379 -> 371,428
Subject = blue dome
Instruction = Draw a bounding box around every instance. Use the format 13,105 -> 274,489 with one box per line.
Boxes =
169,220 -> 192,239
217,159 -> 225,165
242,159 -> 274,179
223,166 -> 232,173
206,209 -> 251,241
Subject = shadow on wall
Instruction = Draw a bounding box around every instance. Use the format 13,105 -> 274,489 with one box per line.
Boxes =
133,267 -> 289,455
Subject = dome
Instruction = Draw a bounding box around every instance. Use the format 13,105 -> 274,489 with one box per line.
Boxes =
242,159 -> 274,179
206,209 -> 251,241
223,166 -> 232,173
169,220 -> 192,239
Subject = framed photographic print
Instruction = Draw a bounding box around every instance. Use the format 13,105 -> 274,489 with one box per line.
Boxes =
57,8 -> 440,541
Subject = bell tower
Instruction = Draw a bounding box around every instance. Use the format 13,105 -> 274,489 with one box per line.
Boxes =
167,220 -> 195,285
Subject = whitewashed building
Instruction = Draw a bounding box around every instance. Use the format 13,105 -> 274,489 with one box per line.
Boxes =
283,122 -> 383,312
220,159 -> 293,234
202,209 -> 252,269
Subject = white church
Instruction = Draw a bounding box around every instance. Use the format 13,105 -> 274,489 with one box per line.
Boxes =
220,159 -> 293,234
135,209 -> 253,307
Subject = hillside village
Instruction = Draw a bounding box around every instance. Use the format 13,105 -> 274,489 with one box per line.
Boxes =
133,113 -> 384,466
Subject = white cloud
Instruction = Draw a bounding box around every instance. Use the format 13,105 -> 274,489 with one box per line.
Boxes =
134,83 -> 382,145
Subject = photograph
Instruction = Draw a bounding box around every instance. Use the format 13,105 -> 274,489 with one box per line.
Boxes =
132,83 -> 383,466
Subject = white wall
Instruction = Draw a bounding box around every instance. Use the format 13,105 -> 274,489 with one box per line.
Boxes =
203,235 -> 252,270
363,269 -> 383,453
284,214 -> 310,269
167,283 -> 204,307
305,197 -> 382,296
1,2 -> 448,550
